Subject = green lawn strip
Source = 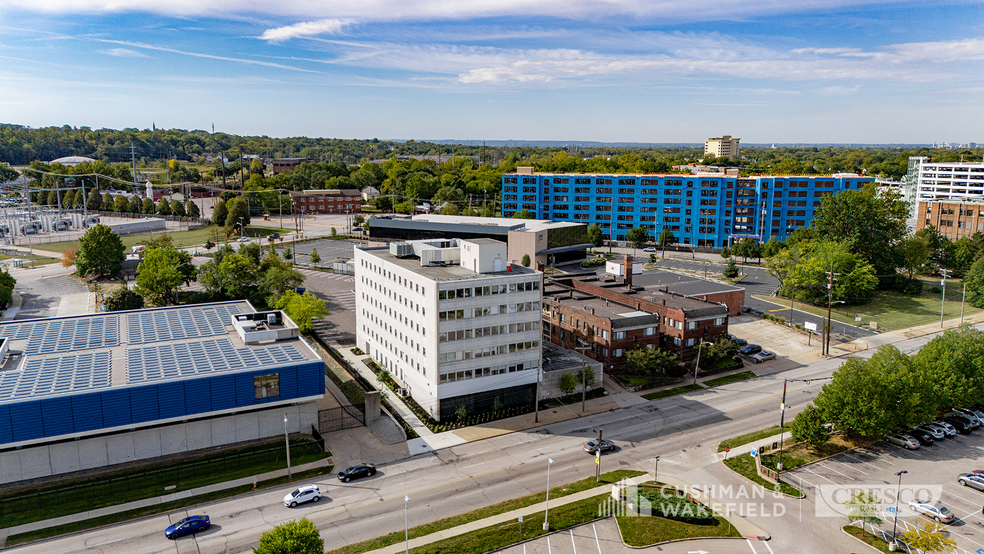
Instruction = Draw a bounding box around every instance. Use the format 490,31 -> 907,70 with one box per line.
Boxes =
722,456 -> 802,497
0,253 -> 60,265
642,384 -> 702,401
843,524 -> 892,553
617,513 -> 741,546
6,467 -> 331,547
408,494 -> 609,554
0,440 -> 328,528
757,434 -> 862,473
33,224 -> 283,254
752,283 -> 978,331
703,371 -> 756,388
325,470 -> 645,554
717,425 -> 782,452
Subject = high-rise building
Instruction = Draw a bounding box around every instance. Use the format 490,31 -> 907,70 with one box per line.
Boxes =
916,199 -> 984,240
501,172 -> 872,248
704,135 -> 741,158
355,238 -> 542,421
905,156 -> 984,218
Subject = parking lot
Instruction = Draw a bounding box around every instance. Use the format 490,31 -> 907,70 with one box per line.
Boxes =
785,427 -> 984,554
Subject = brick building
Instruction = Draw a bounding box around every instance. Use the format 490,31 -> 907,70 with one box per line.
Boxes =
290,189 -> 362,214
916,199 -> 984,241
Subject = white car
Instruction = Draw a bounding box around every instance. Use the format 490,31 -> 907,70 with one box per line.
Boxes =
643,247 -> 657,252
886,434 -> 920,450
933,420 -> 958,436
283,484 -> 321,507
237,236 -> 251,243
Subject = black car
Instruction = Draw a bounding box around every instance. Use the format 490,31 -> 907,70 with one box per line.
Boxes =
268,233 -> 280,240
583,439 -> 616,454
739,344 -> 762,356
944,415 -> 974,434
338,463 -> 377,482
908,427 -> 935,446
728,334 -> 748,347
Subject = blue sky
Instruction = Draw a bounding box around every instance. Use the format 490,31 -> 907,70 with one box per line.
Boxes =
0,1 -> 981,144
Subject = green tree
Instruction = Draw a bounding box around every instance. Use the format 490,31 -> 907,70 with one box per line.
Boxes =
128,195 -> 142,214
112,195 -> 128,213
783,241 -> 878,305
899,235 -> 929,280
765,246 -> 799,289
46,189 -> 58,206
658,229 -> 677,247
0,267 -> 15,306
622,345 -> 679,376
732,238 -> 762,263
156,198 -> 172,216
102,192 -> 113,208
86,189 -> 102,211
900,521 -> 957,552
911,327 -> 984,412
455,403 -> 468,422
761,238 -> 786,258
720,245 -> 731,259
198,253 -> 261,301
103,286 -> 144,311
225,197 -> 250,229
273,290 -> 329,333
559,373 -> 577,395
170,198 -> 186,217
75,224 -> 125,278
521,253 -> 531,267
966,256 -> 984,308
723,258 -> 739,279
263,266 -> 305,299
844,492 -> 882,537
790,404 -> 829,448
142,197 -> 155,214
587,224 -> 604,248
252,518 -> 324,554
186,200 -> 200,218
212,199 -> 228,226
512,209 -> 534,219
625,226 -> 649,251
309,248 -> 321,263
135,246 -> 196,307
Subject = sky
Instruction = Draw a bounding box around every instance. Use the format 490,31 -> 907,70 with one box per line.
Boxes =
0,1 -> 981,144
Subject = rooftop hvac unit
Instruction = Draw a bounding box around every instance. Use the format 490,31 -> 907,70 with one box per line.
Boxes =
390,242 -> 415,257
267,313 -> 277,325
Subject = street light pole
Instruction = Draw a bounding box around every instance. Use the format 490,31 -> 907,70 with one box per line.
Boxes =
890,470 -> 907,550
404,495 -> 410,554
543,458 -> 555,531
778,379 -> 787,471
940,269 -> 951,328
283,412 -> 292,481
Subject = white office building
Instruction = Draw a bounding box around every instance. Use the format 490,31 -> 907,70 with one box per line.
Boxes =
906,156 -> 984,217
355,238 -> 542,421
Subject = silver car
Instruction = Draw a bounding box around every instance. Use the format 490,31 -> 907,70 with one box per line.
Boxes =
886,434 -> 920,450
956,408 -> 984,426
751,351 -> 777,364
948,410 -> 981,428
958,473 -> 984,492
909,500 -> 954,523
916,424 -> 945,440
933,420 -> 958,436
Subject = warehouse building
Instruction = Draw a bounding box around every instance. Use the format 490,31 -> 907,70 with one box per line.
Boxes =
0,301 -> 324,484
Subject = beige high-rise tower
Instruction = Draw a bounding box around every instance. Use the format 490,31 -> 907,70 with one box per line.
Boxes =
704,135 -> 740,158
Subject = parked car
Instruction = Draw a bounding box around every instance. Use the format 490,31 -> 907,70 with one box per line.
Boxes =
739,344 -> 763,356
943,415 -> 975,434
751,351 -> 777,364
727,334 -> 748,347
283,484 -> 322,507
643,247 -> 657,252
946,411 -> 979,430
908,500 -> 954,523
908,427 -> 935,446
886,434 -> 920,450
165,515 -> 210,539
584,439 -> 616,454
932,420 -> 958,436
338,463 -> 377,482
916,424 -> 945,440
955,408 -> 984,426
958,473 -> 984,492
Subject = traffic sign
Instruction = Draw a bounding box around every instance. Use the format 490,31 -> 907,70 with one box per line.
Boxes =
725,446 -> 731,453
750,448 -> 757,457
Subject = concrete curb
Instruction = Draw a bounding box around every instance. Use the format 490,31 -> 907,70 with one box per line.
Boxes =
841,525 -> 888,553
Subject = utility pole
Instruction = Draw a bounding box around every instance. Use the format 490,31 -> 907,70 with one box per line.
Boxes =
961,281 -> 967,325
576,340 -> 590,413
777,379 -> 787,471
130,143 -> 138,185
595,429 -> 603,481
940,268 -> 952,328
824,265 -> 838,357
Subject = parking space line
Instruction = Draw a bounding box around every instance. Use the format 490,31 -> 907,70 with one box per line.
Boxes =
815,461 -> 857,479
547,536 -> 552,554
801,467 -> 839,484
592,523 -> 602,554
745,538 -> 759,554
838,453 -> 879,472
944,487 -> 983,508
762,540 -> 776,554
570,529 -> 577,554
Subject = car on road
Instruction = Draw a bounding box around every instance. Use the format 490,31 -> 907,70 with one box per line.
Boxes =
643,247 -> 657,252
958,473 -> 984,492
283,484 -> 322,507
268,233 -> 280,240
584,439 -> 616,454
907,427 -> 935,446
886,434 -> 920,450
727,334 -> 748,347
932,420 -> 958,436
237,236 -> 250,243
338,463 -> 376,482
165,515 -> 210,539
944,413 -> 977,433
739,344 -> 762,356
908,500 -> 954,523
916,424 -> 945,440
750,351 -> 777,364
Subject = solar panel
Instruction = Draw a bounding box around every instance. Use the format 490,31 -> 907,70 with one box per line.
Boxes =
0,351 -> 112,401
126,304 -> 242,345
0,316 -> 119,356
126,338 -> 307,382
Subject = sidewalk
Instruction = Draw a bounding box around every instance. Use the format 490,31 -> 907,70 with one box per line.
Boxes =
361,472 -> 769,554
0,457 -> 333,547
831,309 -> 984,356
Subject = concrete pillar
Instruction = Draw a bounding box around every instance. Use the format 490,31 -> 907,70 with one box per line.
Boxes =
364,390 -> 381,424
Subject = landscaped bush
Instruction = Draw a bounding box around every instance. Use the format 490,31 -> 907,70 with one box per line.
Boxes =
636,488 -> 714,524
580,257 -> 607,269
350,347 -> 364,355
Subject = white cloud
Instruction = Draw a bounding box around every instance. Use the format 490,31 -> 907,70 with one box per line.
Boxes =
820,85 -> 862,95
94,39 -> 324,73
260,18 -> 349,42
101,48 -> 149,57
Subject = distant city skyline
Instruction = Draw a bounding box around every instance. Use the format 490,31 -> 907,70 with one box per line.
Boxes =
0,1 -> 981,144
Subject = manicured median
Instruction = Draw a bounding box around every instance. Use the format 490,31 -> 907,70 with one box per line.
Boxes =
642,384 -> 702,400
722,454 -> 802,497
702,371 -> 756,387
717,426 -> 782,452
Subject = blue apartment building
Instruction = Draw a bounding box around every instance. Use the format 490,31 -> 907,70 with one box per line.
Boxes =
501,172 -> 874,247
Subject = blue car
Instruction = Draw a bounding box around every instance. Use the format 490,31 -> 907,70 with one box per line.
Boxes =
165,515 -> 210,539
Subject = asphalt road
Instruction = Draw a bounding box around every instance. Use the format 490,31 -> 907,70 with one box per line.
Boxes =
8,326 -> 971,554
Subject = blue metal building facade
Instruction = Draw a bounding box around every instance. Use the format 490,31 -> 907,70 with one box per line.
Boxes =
501,173 -> 874,247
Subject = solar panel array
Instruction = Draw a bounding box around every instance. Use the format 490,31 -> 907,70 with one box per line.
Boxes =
0,352 -> 112,400
127,304 -> 242,345
0,316 -> 119,356
127,338 -> 308,382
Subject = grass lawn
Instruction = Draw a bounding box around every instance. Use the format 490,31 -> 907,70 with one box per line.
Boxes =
0,439 -> 329,529
33,224 -> 283,254
703,371 -> 757,387
7,466 -> 331,546
717,426 -> 782,452
722,455 -> 802,497
754,280 -> 980,331
620,375 -> 650,386
617,513 -> 741,546
325,470 -> 646,554
843,524 -> 892,553
0,253 -> 60,266
642,384 -> 702,401
759,434 -> 868,472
